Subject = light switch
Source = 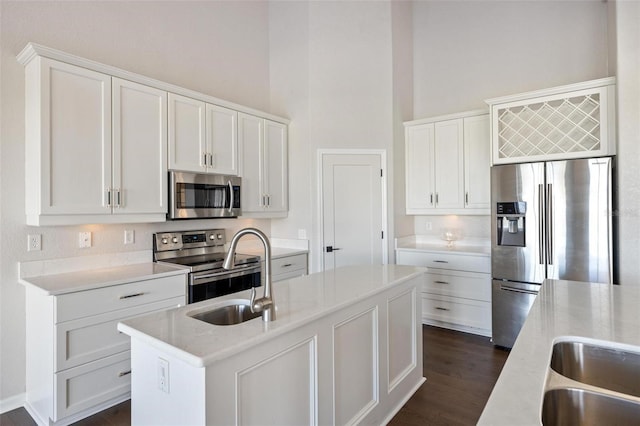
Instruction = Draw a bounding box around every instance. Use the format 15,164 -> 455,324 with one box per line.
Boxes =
124,229 -> 135,245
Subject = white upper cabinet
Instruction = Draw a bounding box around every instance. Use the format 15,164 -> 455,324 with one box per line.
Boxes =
168,93 -> 238,175
18,42 -> 289,225
112,78 -> 167,215
405,110 -> 490,215
486,77 -> 616,165
239,113 -> 288,217
168,93 -> 206,172
463,115 -> 490,210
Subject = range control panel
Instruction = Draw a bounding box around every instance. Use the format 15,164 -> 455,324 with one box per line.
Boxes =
154,229 -> 226,252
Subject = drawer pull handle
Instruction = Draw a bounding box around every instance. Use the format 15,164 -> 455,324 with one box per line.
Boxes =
434,281 -> 449,284
435,307 -> 450,311
120,292 -> 145,299
282,263 -> 293,268
118,370 -> 132,377
433,260 -> 449,264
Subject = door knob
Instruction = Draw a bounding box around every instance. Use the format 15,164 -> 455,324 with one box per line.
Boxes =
326,246 -> 342,253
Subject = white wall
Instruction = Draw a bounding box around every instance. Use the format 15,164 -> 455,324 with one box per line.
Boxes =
407,0 -> 610,243
0,0 -> 273,405
614,0 -> 640,285
270,1 -> 395,272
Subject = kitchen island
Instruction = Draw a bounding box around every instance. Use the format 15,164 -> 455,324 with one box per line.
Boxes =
118,264 -> 426,425
479,279 -> 640,425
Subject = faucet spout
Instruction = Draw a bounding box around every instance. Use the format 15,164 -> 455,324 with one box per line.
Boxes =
223,228 -> 275,322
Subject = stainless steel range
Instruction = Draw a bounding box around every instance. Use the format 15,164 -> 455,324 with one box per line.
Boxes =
153,229 -> 261,303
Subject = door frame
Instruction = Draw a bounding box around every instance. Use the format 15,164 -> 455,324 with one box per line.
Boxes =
317,149 -> 388,271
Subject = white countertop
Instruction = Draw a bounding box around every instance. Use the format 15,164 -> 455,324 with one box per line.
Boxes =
118,264 -> 426,368
478,279 -> 640,425
19,262 -> 188,296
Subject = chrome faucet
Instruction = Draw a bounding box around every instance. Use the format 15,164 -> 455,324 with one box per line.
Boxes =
223,228 -> 275,322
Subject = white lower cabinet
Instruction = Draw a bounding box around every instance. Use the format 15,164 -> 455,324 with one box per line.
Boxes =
271,253 -> 308,282
25,274 -> 186,425
397,249 -> 491,337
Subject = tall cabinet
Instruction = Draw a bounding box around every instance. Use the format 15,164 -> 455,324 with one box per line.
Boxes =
405,110 -> 490,215
239,113 -> 288,217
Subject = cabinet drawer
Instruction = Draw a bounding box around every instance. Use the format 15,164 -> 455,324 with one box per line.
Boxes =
397,250 -> 490,273
422,295 -> 491,331
273,269 -> 307,283
272,254 -> 307,275
56,275 -> 186,323
424,270 -> 490,302
55,296 -> 184,371
54,351 -> 131,421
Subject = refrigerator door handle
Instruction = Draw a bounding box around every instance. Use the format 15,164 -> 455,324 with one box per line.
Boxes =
547,183 -> 553,265
500,283 -> 539,296
538,183 -> 544,265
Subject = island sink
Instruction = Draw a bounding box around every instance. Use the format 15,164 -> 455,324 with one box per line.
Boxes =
550,341 -> 640,397
542,388 -> 640,426
189,300 -> 261,326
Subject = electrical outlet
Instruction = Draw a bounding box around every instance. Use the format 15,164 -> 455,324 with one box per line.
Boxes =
78,231 -> 92,248
425,222 -> 432,231
124,229 -> 135,245
297,229 -> 307,240
158,358 -> 169,393
27,234 -> 42,251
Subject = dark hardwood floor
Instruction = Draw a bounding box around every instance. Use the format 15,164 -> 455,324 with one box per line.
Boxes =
389,325 -> 510,425
1,325 -> 509,426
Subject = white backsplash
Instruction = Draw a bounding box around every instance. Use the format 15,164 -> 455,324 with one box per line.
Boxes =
413,215 -> 491,241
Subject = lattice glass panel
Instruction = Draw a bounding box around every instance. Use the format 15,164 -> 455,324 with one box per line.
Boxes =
496,93 -> 601,159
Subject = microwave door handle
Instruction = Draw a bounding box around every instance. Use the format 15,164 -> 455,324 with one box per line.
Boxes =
228,180 -> 234,213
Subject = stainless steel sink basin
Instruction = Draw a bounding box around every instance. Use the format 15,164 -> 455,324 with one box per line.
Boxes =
541,388 -> 640,426
550,341 -> 640,397
189,301 -> 261,326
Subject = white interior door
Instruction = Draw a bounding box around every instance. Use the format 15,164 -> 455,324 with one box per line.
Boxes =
321,152 -> 385,270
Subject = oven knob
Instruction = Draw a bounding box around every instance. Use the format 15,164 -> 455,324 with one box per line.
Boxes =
172,237 -> 179,244
217,234 -> 223,239
161,238 -> 168,244
209,234 -> 215,240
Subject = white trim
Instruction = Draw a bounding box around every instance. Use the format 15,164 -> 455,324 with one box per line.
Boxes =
485,76 -> 615,106
0,393 -> 25,414
17,42 -> 289,125
317,149 -> 389,272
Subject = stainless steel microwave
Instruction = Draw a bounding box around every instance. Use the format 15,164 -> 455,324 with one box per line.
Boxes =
168,171 -> 241,219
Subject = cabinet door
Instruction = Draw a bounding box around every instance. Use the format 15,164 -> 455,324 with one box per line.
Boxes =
405,124 -> 435,213
263,120 -> 288,213
34,58 -> 112,215
238,113 -> 264,212
206,104 -> 238,175
112,78 -> 167,214
464,115 -> 490,209
433,119 -> 464,209
168,93 -> 206,172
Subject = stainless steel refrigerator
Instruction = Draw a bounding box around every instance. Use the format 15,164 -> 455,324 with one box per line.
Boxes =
491,157 -> 615,348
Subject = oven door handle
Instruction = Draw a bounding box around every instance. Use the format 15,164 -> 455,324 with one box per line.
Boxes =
191,264 -> 261,285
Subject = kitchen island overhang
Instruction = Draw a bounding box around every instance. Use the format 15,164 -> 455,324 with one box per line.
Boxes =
118,264 -> 427,425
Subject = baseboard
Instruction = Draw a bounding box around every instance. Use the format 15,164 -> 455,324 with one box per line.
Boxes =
0,393 -> 25,414
380,377 -> 426,425
422,319 -> 492,338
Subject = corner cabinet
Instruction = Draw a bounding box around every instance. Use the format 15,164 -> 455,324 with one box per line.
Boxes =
168,93 -> 239,175
405,110 -> 490,215
239,113 -> 288,217
486,77 -> 616,165
21,54 -> 168,225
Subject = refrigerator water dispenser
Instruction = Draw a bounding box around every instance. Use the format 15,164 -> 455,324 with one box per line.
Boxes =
496,202 -> 526,247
